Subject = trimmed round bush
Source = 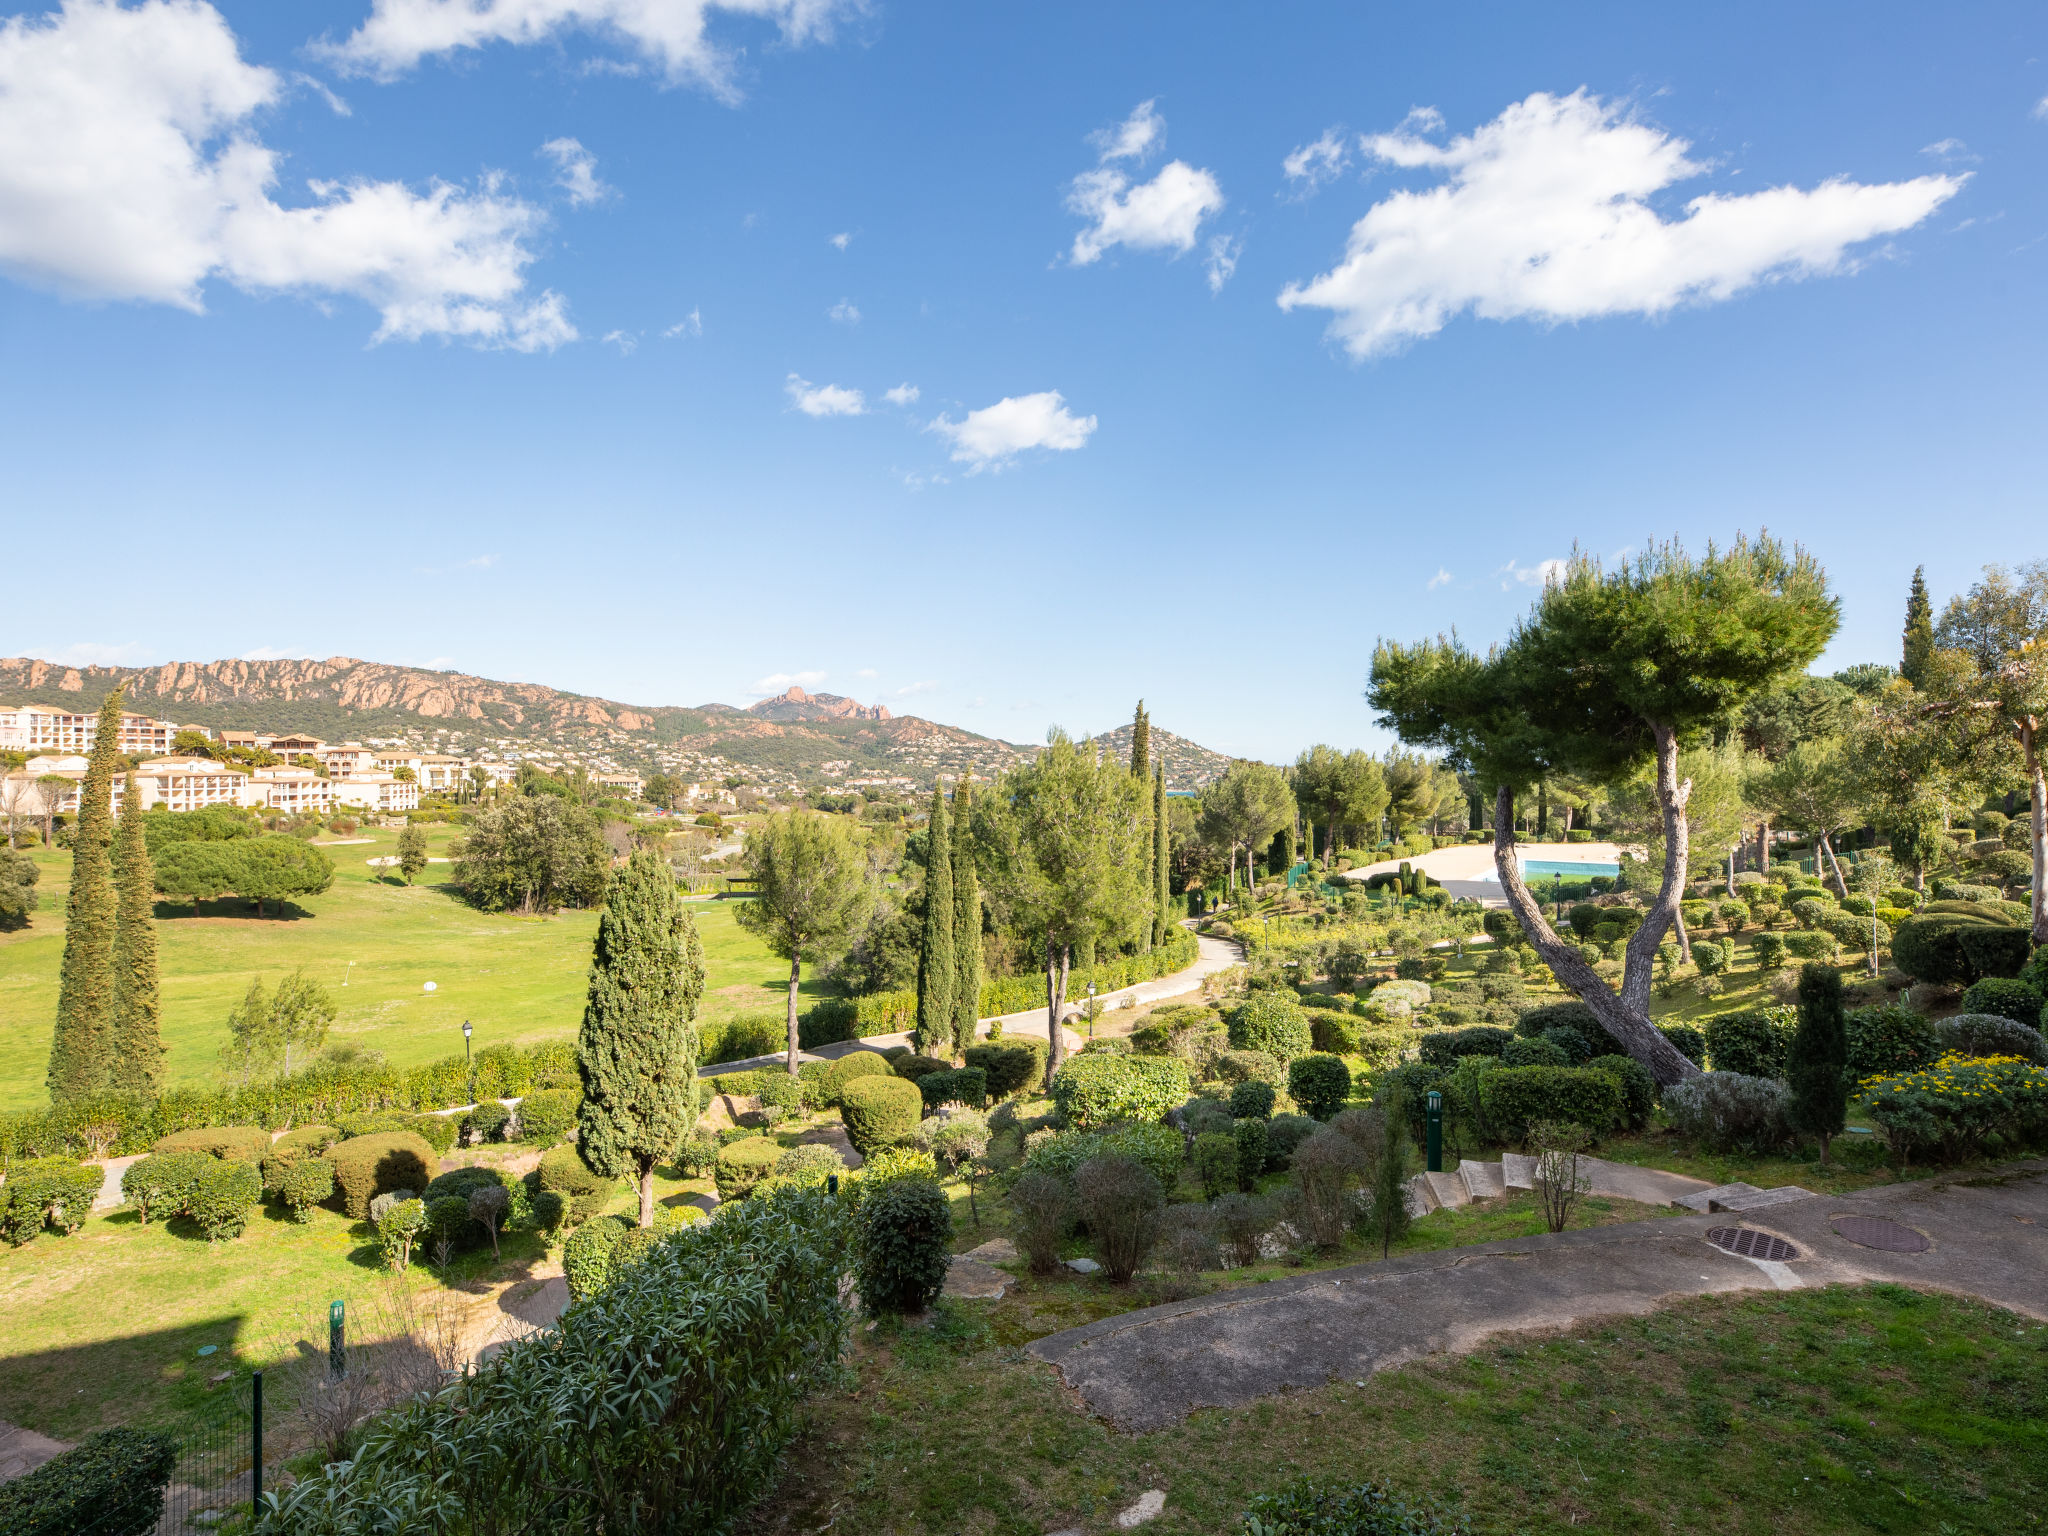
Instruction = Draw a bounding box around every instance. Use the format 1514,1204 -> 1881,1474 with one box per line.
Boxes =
1894,910 -> 2028,985
1501,1036 -> 1570,1069
1232,1117 -> 1269,1186
424,1195 -> 472,1250
278,1157 -> 335,1221
463,1101 -> 512,1144
1704,1008 -> 1796,1080
1228,1079 -> 1276,1120
917,1066 -> 988,1111
328,1132 -> 437,1221
123,1151 -> 211,1225
187,1158 -> 262,1242
1229,992 -> 1313,1062
1193,1130 -> 1238,1197
854,1174 -> 952,1312
1419,1026 -> 1512,1069
1287,1054 -> 1352,1120
1306,1010 -> 1360,1056
714,1137 -> 786,1201
405,1113 -> 461,1156
1932,1013 -> 2048,1065
1663,1072 -> 1794,1154
563,1213 -> 634,1300
1959,976 -> 2045,1028
1660,1023 -> 1707,1068
151,1126 -> 270,1162
1262,1113 -> 1319,1170
534,1144 -> 611,1225
891,1054 -> 950,1082
1585,1055 -> 1656,1131
962,1040 -> 1047,1099
839,1074 -> 922,1157
1477,1067 -> 1625,1143
821,1050 -> 893,1104
1217,1049 -> 1284,1086
2,1158 -> 106,1243
772,1144 -> 846,1184
1845,1005 -> 1940,1078
515,1087 -> 579,1144
1050,1054 -> 1190,1129
423,1165 -> 508,1204
1372,979 -> 1432,1014
271,1125 -> 339,1158
1515,1000 -> 1605,1043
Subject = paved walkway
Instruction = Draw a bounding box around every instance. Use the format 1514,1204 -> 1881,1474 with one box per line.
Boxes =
1029,1161 -> 2048,1432
701,927 -> 1244,1075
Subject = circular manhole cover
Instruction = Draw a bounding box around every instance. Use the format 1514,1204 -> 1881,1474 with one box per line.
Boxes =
1706,1227 -> 1799,1262
1831,1216 -> 1930,1253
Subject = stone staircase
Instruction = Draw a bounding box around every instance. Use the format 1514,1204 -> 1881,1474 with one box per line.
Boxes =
1406,1156 -> 1815,1216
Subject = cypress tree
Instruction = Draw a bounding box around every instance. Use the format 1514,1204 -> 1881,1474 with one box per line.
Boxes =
111,770 -> 164,1098
576,848 -> 704,1227
1152,764 -> 1169,947
915,784 -> 955,1055
1901,566 -> 1934,690
1129,700 -> 1150,779
1788,962 -> 1849,1166
949,779 -> 982,1057
48,689 -> 124,1103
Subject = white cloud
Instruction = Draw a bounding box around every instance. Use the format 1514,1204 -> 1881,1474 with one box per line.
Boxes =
751,669 -> 826,694
1426,567 -> 1452,590
1282,128 -> 1348,195
784,372 -> 864,416
1278,90 -> 1964,358
462,553 -> 500,568
2034,97 -> 2048,121
1204,234 -> 1240,293
892,680 -> 937,697
325,0 -> 854,99
928,390 -> 1095,472
827,298 -> 860,324
1919,137 -> 1977,164
601,329 -> 636,353
239,645 -> 301,661
1500,557 -> 1566,589
1092,98 -> 1163,163
829,230 -> 851,249
1067,99 -> 1224,266
883,382 -> 919,405
0,0 -> 573,349
538,136 -> 610,205
855,667 -> 877,678
662,307 -> 702,338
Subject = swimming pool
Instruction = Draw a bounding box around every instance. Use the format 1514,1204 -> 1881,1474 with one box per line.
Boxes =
1477,858 -> 1622,882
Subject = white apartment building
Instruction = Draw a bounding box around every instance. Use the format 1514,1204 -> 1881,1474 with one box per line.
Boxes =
251,767 -> 336,815
374,751 -> 424,777
415,754 -> 472,794
323,745 -> 380,776
597,772 -> 645,798
0,705 -> 189,756
4,756 -> 258,818
333,772 -> 419,813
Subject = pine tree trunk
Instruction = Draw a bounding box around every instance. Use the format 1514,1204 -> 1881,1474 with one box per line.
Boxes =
1820,833 -> 1850,900
785,951 -> 802,1074
639,1162 -> 656,1228
1756,819 -> 1769,877
1043,939 -> 1063,1088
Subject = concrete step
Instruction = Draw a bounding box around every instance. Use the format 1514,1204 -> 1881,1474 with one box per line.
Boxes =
1675,1182 -> 1761,1214
1424,1170 -> 1468,1210
1501,1152 -> 1537,1190
1403,1174 -> 1436,1219
1710,1185 -> 1818,1214
1458,1161 -> 1506,1201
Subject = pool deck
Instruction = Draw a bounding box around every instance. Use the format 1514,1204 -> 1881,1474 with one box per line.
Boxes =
1339,842 -> 1627,905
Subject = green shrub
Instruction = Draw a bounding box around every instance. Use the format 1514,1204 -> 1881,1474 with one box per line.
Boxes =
1418,1026 -> 1512,1068
122,1151 -> 211,1224
187,1158 -> 262,1241
714,1137 -> 786,1201
1232,1118 -> 1269,1186
1538,1025 -> 1595,1065
1585,1056 -> 1655,1130
1660,1023 -> 1707,1067
405,1113 -> 460,1155
839,1075 -> 922,1158
1,1158 -> 106,1243
1075,1153 -> 1163,1284
1784,930 -> 1838,962
278,1157 -> 334,1221
563,1213 -> 635,1300
1021,1124 -> 1182,1194
1307,1010 -> 1360,1056
1751,932 -> 1785,971
1894,910 -> 2028,985
1663,1072 -> 1794,1154
773,1144 -> 846,1185
854,1174 -> 951,1312
1501,1036 -> 1569,1069
463,1101 -> 512,1143
1863,1055 -> 2048,1164
916,1066 -> 987,1111
1704,1008 -> 1797,1079
515,1087 -> 579,1144
755,1073 -> 806,1115
1933,1014 -> 2048,1065
1229,992 -> 1314,1061
150,1125 -> 270,1161
0,1425 -> 179,1536
1217,1049 -> 1284,1086
962,1040 -> 1047,1099
1050,1054 -> 1190,1129
1229,1079 -> 1276,1120
271,1124 -> 339,1157
1844,1005 -> 1940,1078
424,1165 -> 508,1204
1193,1131 -> 1238,1198
424,1194 -> 472,1250
820,1050 -> 893,1104
1477,1067 -> 1624,1143
698,1010 -> 787,1066
327,1131 -> 437,1221
1959,976 -> 2046,1027
1288,1054 -> 1352,1119
535,1143 -> 612,1225
1240,1473 -> 1471,1535
891,1054 -> 950,1082
1263,1113 -> 1319,1170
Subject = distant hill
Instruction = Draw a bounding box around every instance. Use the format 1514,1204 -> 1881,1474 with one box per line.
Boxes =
1088,721 -> 1236,793
746,685 -> 891,723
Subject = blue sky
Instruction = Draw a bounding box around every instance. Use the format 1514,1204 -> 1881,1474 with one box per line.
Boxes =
2,1 -> 2044,760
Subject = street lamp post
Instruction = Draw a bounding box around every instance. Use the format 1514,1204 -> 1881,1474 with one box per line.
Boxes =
462,1020 -> 474,1104
1085,983 -> 1096,1038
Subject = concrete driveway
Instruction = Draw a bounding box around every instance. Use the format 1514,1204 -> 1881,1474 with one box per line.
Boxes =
1029,1161 -> 2048,1432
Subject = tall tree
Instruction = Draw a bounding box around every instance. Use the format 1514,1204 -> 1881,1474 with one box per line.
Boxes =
950,779 -> 982,1057
914,784 -> 955,1055
1379,751 -> 1436,839
736,811 -> 874,1072
219,977 -> 278,1086
396,824 -> 429,886
979,733 -> 1148,1086
1787,963 -> 1849,1166
577,848 -> 705,1227
1197,760 -> 1296,896
1370,537 -> 1836,1085
1901,567 -> 1935,690
271,967 -> 338,1076
1129,700 -> 1151,780
111,771 -> 164,1097
1744,739 -> 1865,897
48,689 -> 125,1103
1152,764 -> 1169,946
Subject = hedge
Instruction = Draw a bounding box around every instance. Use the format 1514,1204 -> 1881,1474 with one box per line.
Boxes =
698,1011 -> 789,1067
820,1051 -> 893,1104
839,1075 -> 922,1158
1476,1067 -> 1625,1142
1050,1055 -> 1190,1129
1585,1055 -> 1656,1131
963,1040 -> 1048,1098
917,1066 -> 987,1110
1228,992 -> 1314,1062
890,1054 -> 951,1082
1959,976 -> 2046,1027
714,1138 -> 786,1201
0,1426 -> 178,1536
264,1184 -> 853,1535
534,1144 -> 613,1225
1418,1027 -> 1512,1069
1306,1009 -> 1359,1055
0,1158 -> 105,1244
328,1132 -> 438,1221
151,1125 -> 271,1161
1893,910 -> 2030,985
1703,1008 -> 1797,1080
1844,1005 -> 1940,1079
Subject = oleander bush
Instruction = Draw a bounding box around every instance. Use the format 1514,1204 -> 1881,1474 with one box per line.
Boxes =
854,1174 -> 952,1313
1932,1014 -> 2048,1065
0,1426 -> 178,1536
1022,1123 -> 1183,1194
839,1075 -> 922,1157
1050,1054 -> 1190,1129
1662,1072 -> 1795,1154
327,1132 -> 438,1221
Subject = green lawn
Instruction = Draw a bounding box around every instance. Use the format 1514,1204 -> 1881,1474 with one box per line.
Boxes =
0,831 -> 822,1111
745,1283 -> 2048,1536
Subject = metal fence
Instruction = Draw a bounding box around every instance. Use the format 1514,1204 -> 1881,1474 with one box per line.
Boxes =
67,1373 -> 272,1536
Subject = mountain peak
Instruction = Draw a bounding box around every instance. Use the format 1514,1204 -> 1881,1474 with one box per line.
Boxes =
747,687 -> 891,722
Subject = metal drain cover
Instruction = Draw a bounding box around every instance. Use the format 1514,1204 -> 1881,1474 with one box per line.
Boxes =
1706,1227 -> 1799,1262
1831,1216 -> 1930,1253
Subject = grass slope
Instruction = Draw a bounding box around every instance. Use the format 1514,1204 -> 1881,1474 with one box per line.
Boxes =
0,830 -> 822,1110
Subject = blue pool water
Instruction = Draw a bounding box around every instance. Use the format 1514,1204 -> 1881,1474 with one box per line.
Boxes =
1519,859 -> 1620,879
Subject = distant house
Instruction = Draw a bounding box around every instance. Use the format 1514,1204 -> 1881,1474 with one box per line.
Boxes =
596,772 -> 645,798
334,772 -> 420,813
0,705 -> 191,756
415,754 -> 473,794
3,755 -> 256,817
322,744 -> 381,776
